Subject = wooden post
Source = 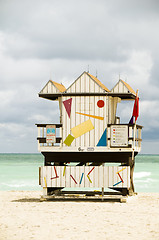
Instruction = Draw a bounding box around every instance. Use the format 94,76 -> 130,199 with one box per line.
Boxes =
128,157 -> 135,195
102,187 -> 104,201
39,167 -> 41,185
43,187 -> 48,197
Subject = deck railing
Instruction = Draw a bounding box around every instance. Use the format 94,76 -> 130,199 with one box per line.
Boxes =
36,124 -> 62,150
107,124 -> 143,151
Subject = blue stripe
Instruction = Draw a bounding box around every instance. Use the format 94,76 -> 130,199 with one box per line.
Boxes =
79,173 -> 84,184
113,180 -> 122,187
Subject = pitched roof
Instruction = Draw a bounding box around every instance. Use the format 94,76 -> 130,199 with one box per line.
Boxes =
51,81 -> 66,93
120,80 -> 136,95
87,73 -> 110,92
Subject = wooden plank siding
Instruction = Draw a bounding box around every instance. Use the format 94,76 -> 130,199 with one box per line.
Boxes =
40,80 -> 59,94
60,72 -> 110,148
40,166 -> 130,189
61,95 -> 109,148
111,79 -> 136,96
40,80 -> 66,94
66,72 -> 106,94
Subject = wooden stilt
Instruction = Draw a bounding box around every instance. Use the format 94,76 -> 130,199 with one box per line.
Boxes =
102,187 -> 104,201
128,156 -> 135,195
43,187 -> 48,197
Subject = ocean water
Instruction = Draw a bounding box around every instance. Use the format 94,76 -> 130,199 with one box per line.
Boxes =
0,154 -> 159,192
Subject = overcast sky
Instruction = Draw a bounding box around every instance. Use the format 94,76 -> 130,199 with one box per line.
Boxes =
0,0 -> 159,153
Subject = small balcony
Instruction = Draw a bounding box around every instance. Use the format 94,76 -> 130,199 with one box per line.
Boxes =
107,124 -> 143,152
36,124 -> 62,151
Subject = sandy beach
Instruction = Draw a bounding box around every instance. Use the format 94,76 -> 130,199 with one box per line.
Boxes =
0,191 -> 159,240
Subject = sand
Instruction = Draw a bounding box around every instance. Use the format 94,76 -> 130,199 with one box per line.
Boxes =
0,191 -> 159,240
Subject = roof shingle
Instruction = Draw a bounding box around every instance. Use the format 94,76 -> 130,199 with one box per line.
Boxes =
120,80 -> 136,95
87,73 -> 110,92
51,81 -> 66,93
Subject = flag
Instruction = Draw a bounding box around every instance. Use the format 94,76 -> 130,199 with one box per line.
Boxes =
133,95 -> 139,122
129,116 -> 134,124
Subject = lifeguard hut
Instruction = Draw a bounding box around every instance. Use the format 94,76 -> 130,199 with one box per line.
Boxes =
36,71 -> 142,198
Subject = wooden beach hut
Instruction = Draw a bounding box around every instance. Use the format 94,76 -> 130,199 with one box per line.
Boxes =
36,71 -> 142,197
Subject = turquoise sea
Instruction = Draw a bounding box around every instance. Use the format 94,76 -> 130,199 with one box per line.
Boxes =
0,154 -> 159,192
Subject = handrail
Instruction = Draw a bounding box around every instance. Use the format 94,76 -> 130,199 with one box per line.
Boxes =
37,137 -> 62,144
35,123 -> 62,128
107,123 -> 143,129
36,123 -> 63,150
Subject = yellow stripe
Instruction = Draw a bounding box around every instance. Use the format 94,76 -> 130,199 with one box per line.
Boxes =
116,167 -> 126,174
63,166 -> 66,176
87,175 -> 92,183
71,119 -> 94,138
44,177 -> 47,187
76,112 -> 104,120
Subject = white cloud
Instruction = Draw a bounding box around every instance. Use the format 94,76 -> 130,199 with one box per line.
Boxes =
140,101 -> 159,130
141,140 -> 159,154
0,123 -> 37,153
0,0 -> 159,153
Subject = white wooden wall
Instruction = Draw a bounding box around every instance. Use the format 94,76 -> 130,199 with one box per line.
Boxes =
40,80 -> 60,94
110,97 -> 120,124
61,73 -> 112,147
66,73 -> 105,93
111,80 -> 130,93
62,95 -> 109,147
40,166 -> 130,189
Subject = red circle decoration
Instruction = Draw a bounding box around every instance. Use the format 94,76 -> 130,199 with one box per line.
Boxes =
97,100 -> 105,108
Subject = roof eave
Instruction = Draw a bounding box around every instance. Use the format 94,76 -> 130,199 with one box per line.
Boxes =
108,92 -> 136,100
38,93 -> 61,101
39,92 -> 135,100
